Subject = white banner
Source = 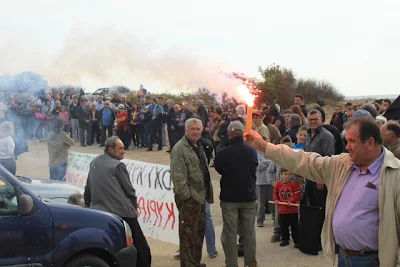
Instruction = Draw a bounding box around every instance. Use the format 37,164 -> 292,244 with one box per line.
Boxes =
66,151 -> 178,244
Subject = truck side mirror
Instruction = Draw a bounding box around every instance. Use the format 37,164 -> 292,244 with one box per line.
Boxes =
18,194 -> 35,216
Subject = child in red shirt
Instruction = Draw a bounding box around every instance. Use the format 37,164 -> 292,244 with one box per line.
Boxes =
274,168 -> 301,247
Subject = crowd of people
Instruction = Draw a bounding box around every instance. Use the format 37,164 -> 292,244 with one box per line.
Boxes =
1,87 -> 400,267
170,94 -> 400,267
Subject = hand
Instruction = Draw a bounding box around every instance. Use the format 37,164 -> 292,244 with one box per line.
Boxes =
205,127 -> 210,132
85,120 -> 89,123
316,183 -> 324,191
286,202 -> 292,207
152,116 -> 156,120
275,120 -> 282,128
171,126 -> 175,130
274,200 -> 279,205
244,130 -> 268,152
272,181 -> 277,188
175,118 -> 179,121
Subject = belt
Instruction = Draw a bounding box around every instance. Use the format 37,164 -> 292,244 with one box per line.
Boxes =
341,248 -> 378,257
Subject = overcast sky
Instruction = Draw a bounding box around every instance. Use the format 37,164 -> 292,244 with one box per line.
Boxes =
1,0 -> 399,96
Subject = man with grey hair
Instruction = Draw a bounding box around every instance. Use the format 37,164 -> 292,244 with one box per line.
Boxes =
170,118 -> 213,267
99,100 -> 115,147
380,122 -> 400,159
214,121 -> 258,267
360,103 -> 378,118
75,96 -> 92,146
235,104 -> 247,122
84,136 -> 151,267
287,113 -> 302,143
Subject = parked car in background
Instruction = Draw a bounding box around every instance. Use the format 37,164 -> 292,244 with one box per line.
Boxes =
91,86 -> 133,99
15,176 -> 83,203
0,165 -> 137,267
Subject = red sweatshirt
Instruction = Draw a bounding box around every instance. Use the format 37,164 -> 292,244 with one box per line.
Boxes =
273,181 -> 301,214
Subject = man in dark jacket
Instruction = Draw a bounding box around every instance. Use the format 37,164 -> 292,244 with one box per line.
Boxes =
214,121 -> 258,267
302,108 -> 335,255
98,101 -> 116,147
75,97 -> 92,147
147,98 -> 164,151
69,95 -> 79,142
168,103 -> 181,151
89,101 -> 101,144
84,136 -> 151,267
196,100 -> 210,138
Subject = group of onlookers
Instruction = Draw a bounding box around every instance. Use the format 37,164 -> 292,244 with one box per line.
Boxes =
170,93 -> 399,267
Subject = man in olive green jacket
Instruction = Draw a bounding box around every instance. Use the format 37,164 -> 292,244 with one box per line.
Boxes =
246,116 -> 400,267
171,118 -> 213,267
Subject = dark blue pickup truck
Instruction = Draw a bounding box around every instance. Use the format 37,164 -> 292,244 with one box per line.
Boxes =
0,165 -> 137,267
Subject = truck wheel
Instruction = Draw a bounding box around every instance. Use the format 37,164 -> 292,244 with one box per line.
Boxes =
65,255 -> 110,267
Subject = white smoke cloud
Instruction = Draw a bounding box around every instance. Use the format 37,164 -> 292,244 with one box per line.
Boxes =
1,25 -> 252,101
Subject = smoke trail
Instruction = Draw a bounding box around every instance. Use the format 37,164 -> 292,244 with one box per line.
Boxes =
1,25 -> 251,101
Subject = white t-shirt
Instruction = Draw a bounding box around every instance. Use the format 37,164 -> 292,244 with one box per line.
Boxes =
0,136 -> 15,159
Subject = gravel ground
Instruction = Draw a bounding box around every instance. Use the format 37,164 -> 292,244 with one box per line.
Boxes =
16,141 -> 335,267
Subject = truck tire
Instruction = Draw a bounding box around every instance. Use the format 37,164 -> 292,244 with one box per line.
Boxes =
65,255 -> 110,267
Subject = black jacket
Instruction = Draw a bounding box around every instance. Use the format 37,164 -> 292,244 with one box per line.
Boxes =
214,136 -> 258,203
75,105 -> 90,128
322,124 -> 344,155
69,103 -> 79,119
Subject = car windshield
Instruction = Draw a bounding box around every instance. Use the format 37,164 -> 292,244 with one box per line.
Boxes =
92,88 -> 103,95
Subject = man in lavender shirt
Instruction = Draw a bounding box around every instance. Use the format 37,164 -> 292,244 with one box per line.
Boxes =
245,117 -> 400,267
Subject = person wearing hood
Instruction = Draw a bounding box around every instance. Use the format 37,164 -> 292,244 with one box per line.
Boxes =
0,121 -> 16,175
47,119 -> 75,180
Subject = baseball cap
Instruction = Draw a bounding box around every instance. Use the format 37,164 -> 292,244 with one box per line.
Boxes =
227,121 -> 245,134
252,110 -> 262,117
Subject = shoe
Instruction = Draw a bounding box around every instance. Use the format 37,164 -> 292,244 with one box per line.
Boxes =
146,149 -> 153,151
40,139 -> 44,142
99,144 -> 105,147
238,249 -> 244,257
87,144 -> 92,146
81,145 -> 87,147
166,149 -> 171,153
172,251 -> 180,260
209,251 -> 218,258
294,243 -> 300,249
36,140 -> 41,143
280,240 -> 289,247
257,222 -> 264,227
270,234 -> 281,243
157,148 -> 162,151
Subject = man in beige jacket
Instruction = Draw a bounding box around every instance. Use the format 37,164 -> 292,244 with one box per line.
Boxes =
246,116 -> 400,267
